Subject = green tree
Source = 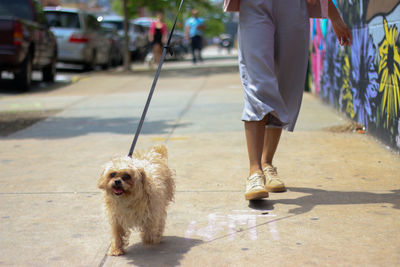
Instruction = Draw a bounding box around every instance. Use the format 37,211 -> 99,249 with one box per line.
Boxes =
112,0 -> 227,37
112,0 -> 214,18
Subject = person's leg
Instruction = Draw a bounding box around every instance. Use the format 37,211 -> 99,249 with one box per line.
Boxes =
244,116 -> 270,200
153,43 -> 162,64
198,36 -> 203,62
190,37 -> 197,63
261,127 -> 282,169
261,126 -> 286,192
244,117 -> 267,176
239,0 -> 275,200
198,48 -> 203,62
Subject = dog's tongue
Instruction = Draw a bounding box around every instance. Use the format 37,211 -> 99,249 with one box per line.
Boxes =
113,188 -> 123,195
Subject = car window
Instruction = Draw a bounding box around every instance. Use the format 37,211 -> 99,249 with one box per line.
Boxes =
45,11 -> 80,28
86,14 -> 100,30
101,22 -> 118,34
102,20 -> 123,31
0,0 -> 34,20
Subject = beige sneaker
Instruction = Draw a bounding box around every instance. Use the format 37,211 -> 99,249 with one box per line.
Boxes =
263,166 -> 286,192
245,173 -> 269,200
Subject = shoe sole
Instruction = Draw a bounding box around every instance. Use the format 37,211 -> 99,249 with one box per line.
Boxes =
245,190 -> 269,200
265,185 -> 286,192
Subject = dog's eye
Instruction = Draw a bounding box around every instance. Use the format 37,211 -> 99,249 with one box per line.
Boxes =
122,174 -> 131,181
110,172 -> 116,178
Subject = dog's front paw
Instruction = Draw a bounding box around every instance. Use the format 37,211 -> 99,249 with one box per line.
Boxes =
109,247 -> 125,256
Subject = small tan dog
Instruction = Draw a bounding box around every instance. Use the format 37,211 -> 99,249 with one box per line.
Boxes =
98,145 -> 175,256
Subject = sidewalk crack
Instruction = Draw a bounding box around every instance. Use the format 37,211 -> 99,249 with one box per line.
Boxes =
164,70 -> 210,144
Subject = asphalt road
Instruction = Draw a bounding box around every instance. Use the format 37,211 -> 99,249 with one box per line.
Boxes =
0,63 -> 107,96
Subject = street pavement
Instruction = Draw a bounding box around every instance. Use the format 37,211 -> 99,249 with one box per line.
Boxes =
0,47 -> 399,266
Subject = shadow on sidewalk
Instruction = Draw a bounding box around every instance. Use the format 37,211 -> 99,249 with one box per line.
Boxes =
249,187 -> 400,214
5,116 -> 191,139
124,236 -> 203,267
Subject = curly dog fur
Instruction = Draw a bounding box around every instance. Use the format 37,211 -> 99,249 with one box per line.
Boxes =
98,145 -> 175,256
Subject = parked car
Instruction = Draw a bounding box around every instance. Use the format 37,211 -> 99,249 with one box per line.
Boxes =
44,7 -> 111,70
168,30 -> 188,61
97,14 -> 149,60
0,0 -> 57,91
100,23 -> 123,66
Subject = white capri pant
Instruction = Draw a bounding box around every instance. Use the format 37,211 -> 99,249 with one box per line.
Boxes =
238,0 -> 310,131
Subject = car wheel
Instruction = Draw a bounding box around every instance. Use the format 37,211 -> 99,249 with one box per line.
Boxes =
116,52 -> 123,66
14,52 -> 32,91
101,54 -> 111,70
84,50 -> 96,71
43,52 -> 57,82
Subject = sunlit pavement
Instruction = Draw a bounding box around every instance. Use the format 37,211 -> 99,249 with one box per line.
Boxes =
0,46 -> 399,266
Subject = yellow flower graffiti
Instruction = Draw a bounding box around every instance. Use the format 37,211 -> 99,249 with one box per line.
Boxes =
341,55 -> 355,119
378,18 -> 400,126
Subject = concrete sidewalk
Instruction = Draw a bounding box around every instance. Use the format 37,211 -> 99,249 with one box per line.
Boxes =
0,47 -> 399,266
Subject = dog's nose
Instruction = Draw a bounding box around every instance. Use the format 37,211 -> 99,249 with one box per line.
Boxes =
114,180 -> 122,186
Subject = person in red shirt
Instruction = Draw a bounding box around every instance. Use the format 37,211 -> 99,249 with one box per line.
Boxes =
149,11 -> 168,65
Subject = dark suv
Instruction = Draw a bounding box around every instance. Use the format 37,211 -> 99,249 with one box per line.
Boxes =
0,0 -> 57,91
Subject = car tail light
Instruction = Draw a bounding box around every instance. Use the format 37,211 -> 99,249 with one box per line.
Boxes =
13,21 -> 23,46
69,33 -> 90,43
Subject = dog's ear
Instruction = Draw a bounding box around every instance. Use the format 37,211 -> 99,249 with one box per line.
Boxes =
98,168 -> 108,190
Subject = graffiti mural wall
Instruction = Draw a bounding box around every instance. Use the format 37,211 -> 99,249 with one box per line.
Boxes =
310,0 -> 400,150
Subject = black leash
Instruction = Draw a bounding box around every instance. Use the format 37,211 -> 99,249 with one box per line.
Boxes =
128,0 -> 184,157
